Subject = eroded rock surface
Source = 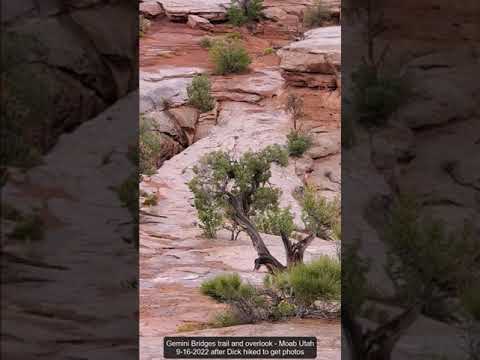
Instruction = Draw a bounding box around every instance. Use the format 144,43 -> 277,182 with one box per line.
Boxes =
157,0 -> 231,21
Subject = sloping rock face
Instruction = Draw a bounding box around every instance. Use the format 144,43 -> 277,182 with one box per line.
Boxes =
157,0 -> 231,21
2,0 -> 137,152
2,94 -> 138,359
342,1 -> 480,359
140,99 -> 340,359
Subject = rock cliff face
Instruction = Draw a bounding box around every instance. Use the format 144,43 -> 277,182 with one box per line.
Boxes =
342,1 -> 480,358
2,0 -> 138,151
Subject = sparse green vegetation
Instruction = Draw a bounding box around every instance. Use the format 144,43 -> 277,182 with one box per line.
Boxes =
202,258 -> 340,325
303,0 -> 334,28
227,0 -> 264,26
352,63 -> 407,127
255,207 -> 295,238
200,36 -> 214,49
265,256 -> 341,307
139,116 -> 162,175
187,75 -> 215,113
209,38 -> 252,75
287,130 -> 312,157
301,185 -> 340,240
263,47 -> 274,55
210,310 -> 243,327
115,173 -> 139,218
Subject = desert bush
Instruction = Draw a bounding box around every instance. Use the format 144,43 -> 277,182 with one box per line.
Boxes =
139,117 -> 163,175
201,273 -> 254,301
301,185 -> 340,239
265,256 -> 341,307
201,274 -> 269,322
187,75 -> 215,113
115,172 -> 139,219
352,63 -> 407,127
255,207 -> 295,238
303,0 -> 334,28
209,38 -> 251,74
200,36 -> 214,49
227,0 -> 264,26
287,130 -> 312,157
263,47 -> 274,55
227,4 -> 248,26
274,301 -> 297,319
210,310 -> 243,327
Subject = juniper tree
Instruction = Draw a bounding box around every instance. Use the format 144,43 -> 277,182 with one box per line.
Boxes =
188,145 -> 339,272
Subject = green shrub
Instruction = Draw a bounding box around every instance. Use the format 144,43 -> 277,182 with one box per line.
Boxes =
267,256 -> 341,307
244,0 -> 264,22
263,47 -> 274,55
115,172 -> 139,218
255,207 -> 295,238
227,0 -> 264,26
209,38 -> 251,74
187,75 -> 215,113
227,4 -> 248,26
287,130 -> 312,157
352,63 -> 407,127
201,273 -> 255,302
301,185 -> 340,239
303,0 -> 333,28
139,116 -> 162,175
273,300 -> 297,319
261,144 -> 289,167
201,273 -> 269,323
9,213 -> 45,241
210,310 -> 243,327
200,36 -> 214,49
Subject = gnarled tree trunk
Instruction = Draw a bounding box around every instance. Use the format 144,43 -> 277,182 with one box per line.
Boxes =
227,193 -> 316,273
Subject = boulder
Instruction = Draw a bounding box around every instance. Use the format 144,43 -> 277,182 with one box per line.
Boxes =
139,67 -> 205,113
187,14 -> 213,30
279,26 -> 341,74
157,0 -> 230,21
140,1 -> 165,18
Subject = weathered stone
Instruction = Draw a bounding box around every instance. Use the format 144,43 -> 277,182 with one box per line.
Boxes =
279,26 -> 341,74
140,67 -> 206,113
187,14 -> 213,30
397,49 -> 479,129
157,0 -> 230,21
212,69 -> 285,99
140,1 -> 165,18
168,106 -> 200,144
307,129 -> 341,160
